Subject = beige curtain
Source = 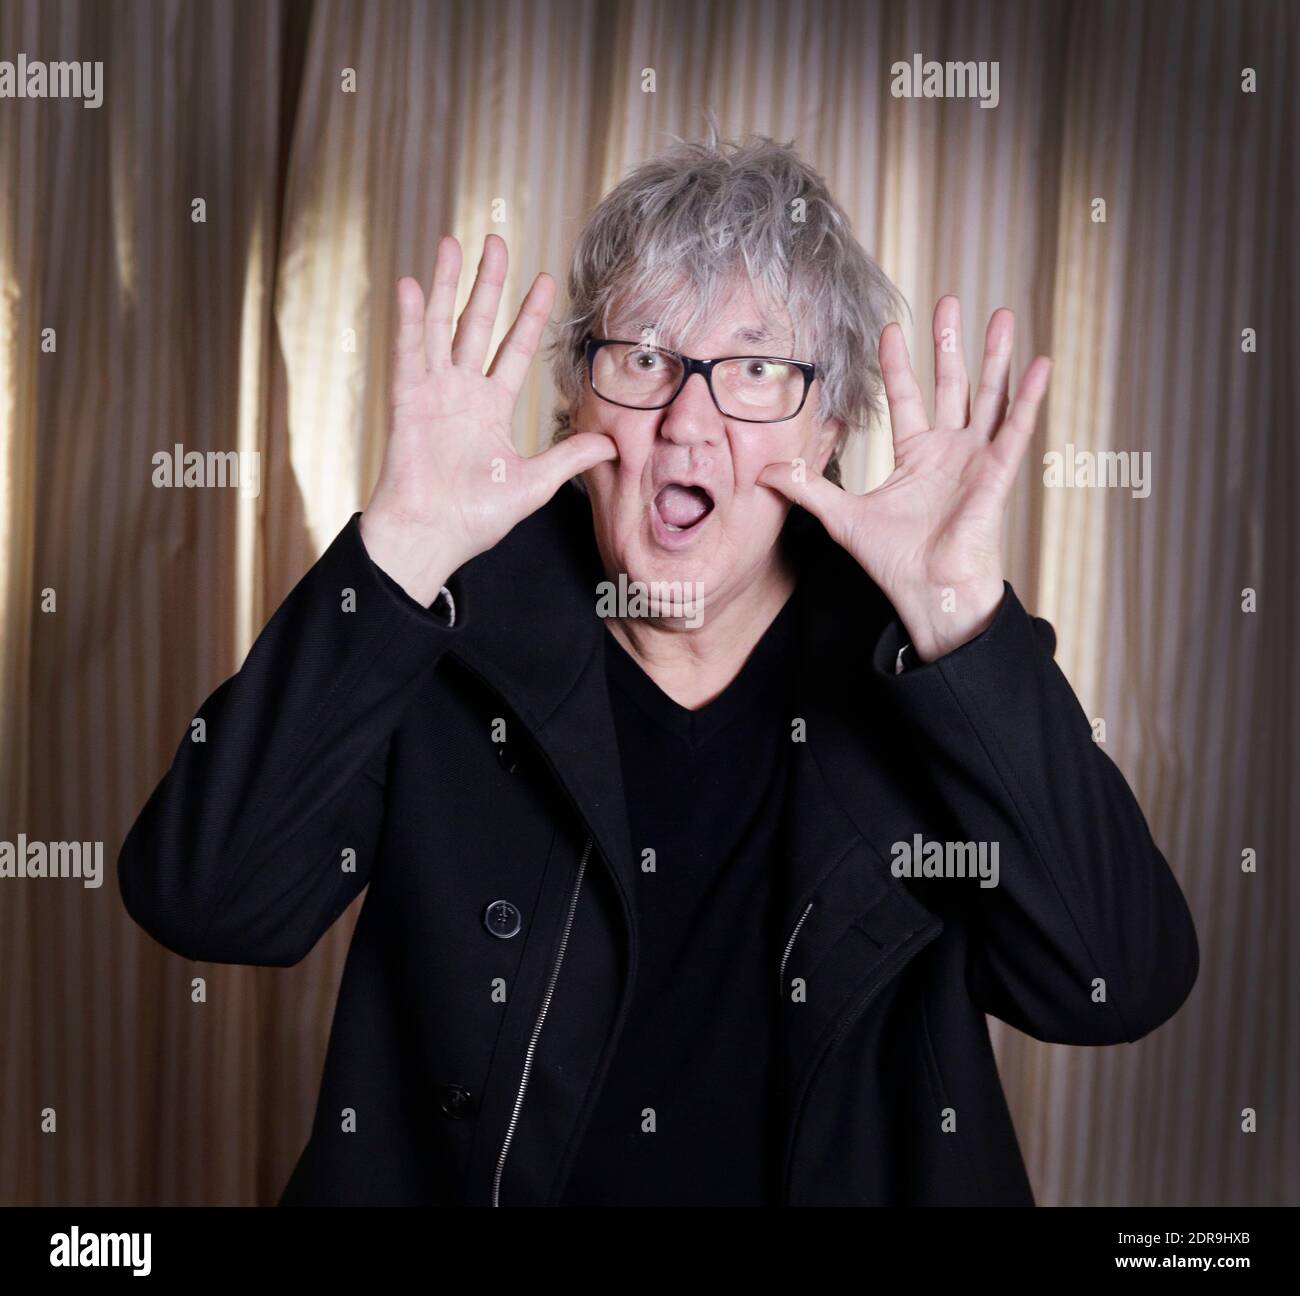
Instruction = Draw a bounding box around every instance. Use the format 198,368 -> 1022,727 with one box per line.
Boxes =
1,0 -> 1294,1206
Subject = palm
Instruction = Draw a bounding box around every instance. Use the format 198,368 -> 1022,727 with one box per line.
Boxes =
385,349 -> 525,543
850,421 -> 1007,599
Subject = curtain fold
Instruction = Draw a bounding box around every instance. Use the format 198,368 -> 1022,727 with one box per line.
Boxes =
1,0 -> 1293,1205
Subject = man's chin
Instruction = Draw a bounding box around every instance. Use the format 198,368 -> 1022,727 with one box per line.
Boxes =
596,555 -> 711,628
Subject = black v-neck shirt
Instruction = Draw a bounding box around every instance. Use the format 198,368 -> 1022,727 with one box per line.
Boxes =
559,589 -> 802,1207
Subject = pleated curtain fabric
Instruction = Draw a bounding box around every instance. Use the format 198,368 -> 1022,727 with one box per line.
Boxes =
0,0 -> 1293,1206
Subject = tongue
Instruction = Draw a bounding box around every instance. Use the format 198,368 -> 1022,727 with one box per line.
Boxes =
657,484 -> 711,528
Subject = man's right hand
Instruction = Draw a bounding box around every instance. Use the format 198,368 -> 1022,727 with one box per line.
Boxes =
360,233 -> 617,606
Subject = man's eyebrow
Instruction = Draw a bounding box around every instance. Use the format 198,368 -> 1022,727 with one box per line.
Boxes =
622,321 -> 791,350
734,325 -> 780,346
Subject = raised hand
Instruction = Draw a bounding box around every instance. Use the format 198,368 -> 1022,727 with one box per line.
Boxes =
360,234 -> 617,605
759,297 -> 1052,661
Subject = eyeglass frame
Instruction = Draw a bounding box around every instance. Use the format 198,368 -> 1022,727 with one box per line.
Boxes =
583,335 -> 818,424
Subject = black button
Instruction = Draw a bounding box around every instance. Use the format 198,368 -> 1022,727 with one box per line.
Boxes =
484,900 -> 522,939
496,742 -> 520,774
438,1083 -> 474,1119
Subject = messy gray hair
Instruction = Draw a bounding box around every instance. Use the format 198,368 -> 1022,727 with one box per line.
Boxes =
545,122 -> 908,486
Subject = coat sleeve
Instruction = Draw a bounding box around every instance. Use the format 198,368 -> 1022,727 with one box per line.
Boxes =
117,512 -> 463,967
869,582 -> 1199,1045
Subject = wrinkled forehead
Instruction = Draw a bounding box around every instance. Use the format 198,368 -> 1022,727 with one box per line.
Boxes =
601,268 -> 800,357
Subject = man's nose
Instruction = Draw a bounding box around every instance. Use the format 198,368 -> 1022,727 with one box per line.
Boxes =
659,372 -> 723,445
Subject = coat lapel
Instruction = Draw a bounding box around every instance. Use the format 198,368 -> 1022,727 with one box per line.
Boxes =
446,485 -> 639,933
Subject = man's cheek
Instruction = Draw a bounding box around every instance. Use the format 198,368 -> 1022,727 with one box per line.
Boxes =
730,454 -> 778,494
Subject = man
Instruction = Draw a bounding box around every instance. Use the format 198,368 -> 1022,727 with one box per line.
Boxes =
118,130 -> 1198,1206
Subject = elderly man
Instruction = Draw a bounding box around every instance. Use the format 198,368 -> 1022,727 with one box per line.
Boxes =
118,130 -> 1198,1207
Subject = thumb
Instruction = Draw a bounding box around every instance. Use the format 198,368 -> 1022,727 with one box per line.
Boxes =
758,461 -> 851,537
525,432 -> 618,504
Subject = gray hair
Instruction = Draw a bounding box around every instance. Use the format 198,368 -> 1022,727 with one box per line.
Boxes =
545,122 -> 908,486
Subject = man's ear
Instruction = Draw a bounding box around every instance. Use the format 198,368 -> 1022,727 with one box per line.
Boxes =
812,417 -> 845,475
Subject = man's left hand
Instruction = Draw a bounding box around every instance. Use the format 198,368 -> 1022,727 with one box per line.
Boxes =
761,297 -> 1053,662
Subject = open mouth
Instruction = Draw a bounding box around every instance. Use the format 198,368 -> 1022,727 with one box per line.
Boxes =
654,483 -> 716,533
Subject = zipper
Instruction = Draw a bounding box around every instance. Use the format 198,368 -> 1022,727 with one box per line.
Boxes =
778,901 -> 814,997
781,918 -> 942,1203
491,834 -> 593,1208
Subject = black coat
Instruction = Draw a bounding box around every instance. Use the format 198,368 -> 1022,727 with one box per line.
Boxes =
117,485 -> 1199,1206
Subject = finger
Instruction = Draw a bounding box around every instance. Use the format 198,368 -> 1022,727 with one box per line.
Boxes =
757,461 -> 853,547
988,357 -> 1053,473
425,236 -> 462,370
524,431 -> 619,507
452,233 -> 508,371
932,296 -> 970,429
880,323 -> 930,446
488,272 -> 556,399
970,308 -> 1015,438
392,276 -> 428,395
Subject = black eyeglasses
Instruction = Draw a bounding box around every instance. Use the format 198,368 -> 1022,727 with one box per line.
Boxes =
584,335 -> 817,424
